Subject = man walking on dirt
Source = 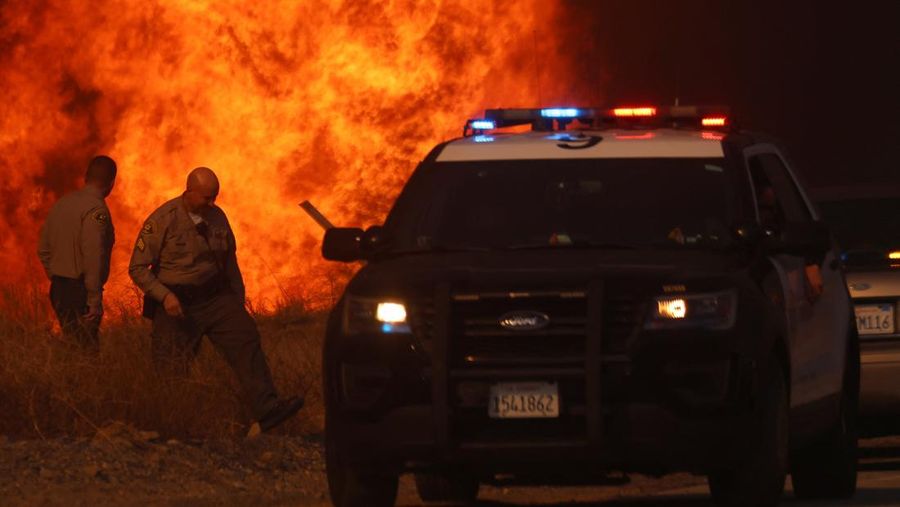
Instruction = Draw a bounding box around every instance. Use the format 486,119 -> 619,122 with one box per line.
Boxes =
37,155 -> 117,351
128,166 -> 303,435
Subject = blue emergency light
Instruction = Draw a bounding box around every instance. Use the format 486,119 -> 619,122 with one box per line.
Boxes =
470,120 -> 496,130
540,108 -> 582,118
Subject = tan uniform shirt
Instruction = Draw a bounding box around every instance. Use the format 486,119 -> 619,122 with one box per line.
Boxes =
37,186 -> 115,308
128,195 -> 246,303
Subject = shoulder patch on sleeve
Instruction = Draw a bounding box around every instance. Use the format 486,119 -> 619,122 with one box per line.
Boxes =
92,209 -> 109,224
141,219 -> 157,236
136,236 -> 146,252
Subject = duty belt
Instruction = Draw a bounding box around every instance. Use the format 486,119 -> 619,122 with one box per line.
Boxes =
167,275 -> 228,305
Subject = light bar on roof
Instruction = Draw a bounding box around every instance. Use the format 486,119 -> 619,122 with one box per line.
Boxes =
702,117 -> 727,127
470,119 -> 496,130
540,108 -> 582,118
471,105 -> 732,134
613,107 -> 657,117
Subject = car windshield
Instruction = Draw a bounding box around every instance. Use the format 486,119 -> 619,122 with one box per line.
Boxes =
384,158 -> 734,252
818,198 -> 900,251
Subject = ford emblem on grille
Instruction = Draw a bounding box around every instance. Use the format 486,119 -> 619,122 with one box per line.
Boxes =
499,311 -> 550,331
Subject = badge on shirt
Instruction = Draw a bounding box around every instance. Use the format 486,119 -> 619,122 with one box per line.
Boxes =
141,219 -> 157,236
136,236 -> 146,252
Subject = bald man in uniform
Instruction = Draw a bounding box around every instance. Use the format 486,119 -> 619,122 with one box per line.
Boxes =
37,155 -> 117,350
129,167 -> 302,434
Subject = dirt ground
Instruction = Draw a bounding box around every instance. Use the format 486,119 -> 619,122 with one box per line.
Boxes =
0,419 -> 707,507
4,422 -> 898,506
0,422 -> 329,507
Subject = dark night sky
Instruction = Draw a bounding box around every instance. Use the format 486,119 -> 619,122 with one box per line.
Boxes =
561,0 -> 899,188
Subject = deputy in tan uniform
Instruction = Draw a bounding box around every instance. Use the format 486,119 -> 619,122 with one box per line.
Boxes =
37,155 -> 117,350
129,167 -> 302,434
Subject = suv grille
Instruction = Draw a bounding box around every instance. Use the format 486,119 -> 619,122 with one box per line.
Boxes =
414,285 -> 647,446
452,292 -> 588,367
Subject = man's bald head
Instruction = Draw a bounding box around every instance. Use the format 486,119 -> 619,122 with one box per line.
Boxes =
183,166 -> 220,214
186,166 -> 219,193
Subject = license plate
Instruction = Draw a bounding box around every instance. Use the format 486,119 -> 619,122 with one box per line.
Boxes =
855,304 -> 895,335
488,382 -> 559,419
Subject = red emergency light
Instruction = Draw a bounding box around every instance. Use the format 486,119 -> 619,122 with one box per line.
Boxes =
613,107 -> 657,117
701,117 -> 728,127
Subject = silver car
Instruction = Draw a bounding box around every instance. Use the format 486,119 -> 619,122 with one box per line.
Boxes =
815,185 -> 900,414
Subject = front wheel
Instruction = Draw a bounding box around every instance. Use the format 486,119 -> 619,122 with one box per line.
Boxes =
708,355 -> 788,507
325,420 -> 398,507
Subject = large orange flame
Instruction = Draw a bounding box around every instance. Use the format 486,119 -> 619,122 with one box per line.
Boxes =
1,1 -> 593,311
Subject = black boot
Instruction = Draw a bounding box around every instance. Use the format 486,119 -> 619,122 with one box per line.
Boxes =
258,396 -> 305,433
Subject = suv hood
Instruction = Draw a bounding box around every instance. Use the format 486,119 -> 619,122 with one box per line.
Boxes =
346,248 -> 744,298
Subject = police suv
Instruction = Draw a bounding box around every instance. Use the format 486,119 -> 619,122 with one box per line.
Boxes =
321,106 -> 859,507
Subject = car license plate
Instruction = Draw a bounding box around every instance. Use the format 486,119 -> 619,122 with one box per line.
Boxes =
488,382 -> 559,419
855,304 -> 895,335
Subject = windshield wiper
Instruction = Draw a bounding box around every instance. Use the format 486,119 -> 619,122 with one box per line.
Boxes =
504,241 -> 639,251
383,244 -> 494,256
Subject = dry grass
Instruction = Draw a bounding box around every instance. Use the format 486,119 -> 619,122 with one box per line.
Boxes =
0,285 -> 327,440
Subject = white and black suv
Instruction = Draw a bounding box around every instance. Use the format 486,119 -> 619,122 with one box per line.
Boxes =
320,105 -> 859,507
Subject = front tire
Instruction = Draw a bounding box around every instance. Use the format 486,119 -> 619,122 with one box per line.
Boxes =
708,355 -> 788,507
325,418 -> 398,507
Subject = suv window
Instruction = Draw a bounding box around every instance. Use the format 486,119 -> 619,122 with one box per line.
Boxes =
749,153 -> 812,224
385,158 -> 733,251
748,159 -> 785,228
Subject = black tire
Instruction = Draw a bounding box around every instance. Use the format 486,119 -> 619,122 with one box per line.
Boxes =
325,420 -> 398,507
707,355 -> 788,507
415,470 -> 480,505
791,336 -> 859,500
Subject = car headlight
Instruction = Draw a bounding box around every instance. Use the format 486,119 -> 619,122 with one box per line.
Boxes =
644,290 -> 737,330
344,296 -> 411,335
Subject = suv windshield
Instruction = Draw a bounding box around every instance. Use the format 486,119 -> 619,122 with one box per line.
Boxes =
385,158 -> 733,252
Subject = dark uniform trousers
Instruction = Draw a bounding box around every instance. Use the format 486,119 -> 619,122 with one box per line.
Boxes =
49,276 -> 100,351
151,290 -> 278,420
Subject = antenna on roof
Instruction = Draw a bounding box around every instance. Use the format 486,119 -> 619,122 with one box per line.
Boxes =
531,29 -> 543,108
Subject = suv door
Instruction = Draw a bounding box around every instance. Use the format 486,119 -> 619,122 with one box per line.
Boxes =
744,145 -> 848,410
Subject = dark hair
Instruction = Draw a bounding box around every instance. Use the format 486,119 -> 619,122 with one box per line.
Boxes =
85,155 -> 117,185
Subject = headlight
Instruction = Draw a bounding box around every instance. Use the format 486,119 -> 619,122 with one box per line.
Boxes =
644,290 -> 737,330
344,296 -> 411,335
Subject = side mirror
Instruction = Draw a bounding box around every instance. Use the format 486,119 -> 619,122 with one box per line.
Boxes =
781,222 -> 830,249
770,221 -> 830,252
322,227 -> 364,262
